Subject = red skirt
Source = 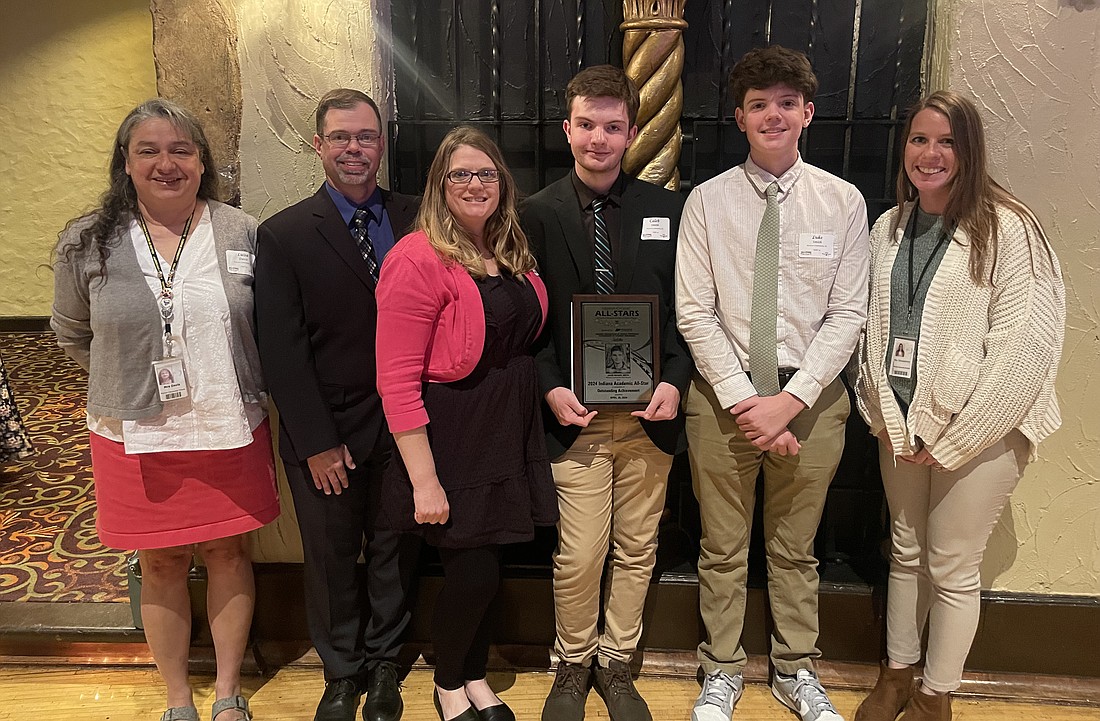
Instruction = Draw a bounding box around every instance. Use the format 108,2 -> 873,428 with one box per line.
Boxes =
89,419 -> 280,550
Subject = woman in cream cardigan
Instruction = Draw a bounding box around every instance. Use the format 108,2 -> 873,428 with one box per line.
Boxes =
853,91 -> 1064,721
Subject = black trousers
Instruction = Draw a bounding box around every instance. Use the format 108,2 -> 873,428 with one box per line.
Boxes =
433,545 -> 502,689
285,451 -> 420,681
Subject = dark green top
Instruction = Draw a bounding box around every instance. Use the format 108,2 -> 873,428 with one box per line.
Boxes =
887,207 -> 951,411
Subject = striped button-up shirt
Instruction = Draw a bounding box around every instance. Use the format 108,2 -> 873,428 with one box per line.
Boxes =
675,154 -> 869,409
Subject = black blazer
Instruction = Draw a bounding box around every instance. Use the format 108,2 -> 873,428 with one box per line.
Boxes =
254,185 -> 420,466
522,173 -> 693,458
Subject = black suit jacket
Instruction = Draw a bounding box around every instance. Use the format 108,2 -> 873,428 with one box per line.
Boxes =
522,173 -> 693,458
254,186 -> 420,466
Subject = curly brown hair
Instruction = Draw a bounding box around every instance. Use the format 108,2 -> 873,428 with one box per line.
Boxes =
729,45 -> 818,111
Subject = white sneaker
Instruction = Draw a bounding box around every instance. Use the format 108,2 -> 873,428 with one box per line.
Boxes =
770,669 -> 845,721
691,670 -> 743,721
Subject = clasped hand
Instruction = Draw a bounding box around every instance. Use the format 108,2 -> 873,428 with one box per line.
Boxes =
730,392 -> 806,456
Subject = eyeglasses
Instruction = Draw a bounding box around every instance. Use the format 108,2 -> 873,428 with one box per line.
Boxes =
323,131 -> 382,147
446,169 -> 500,184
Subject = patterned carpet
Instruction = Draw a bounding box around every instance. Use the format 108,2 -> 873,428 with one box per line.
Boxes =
0,332 -> 128,603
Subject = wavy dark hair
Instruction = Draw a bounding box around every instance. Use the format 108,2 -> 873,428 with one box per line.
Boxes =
55,98 -> 220,268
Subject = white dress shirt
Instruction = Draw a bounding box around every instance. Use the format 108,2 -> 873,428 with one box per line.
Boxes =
88,206 -> 264,453
676,154 -> 869,409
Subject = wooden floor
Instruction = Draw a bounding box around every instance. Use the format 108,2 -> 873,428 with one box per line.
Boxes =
2,665 -> 1096,721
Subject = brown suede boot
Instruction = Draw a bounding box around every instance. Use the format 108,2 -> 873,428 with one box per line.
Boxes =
854,662 -> 915,721
898,688 -> 952,721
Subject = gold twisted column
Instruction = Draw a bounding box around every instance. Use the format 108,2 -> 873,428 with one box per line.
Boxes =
621,0 -> 687,190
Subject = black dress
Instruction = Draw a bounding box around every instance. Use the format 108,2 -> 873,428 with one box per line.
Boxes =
383,272 -> 558,548
0,351 -> 33,464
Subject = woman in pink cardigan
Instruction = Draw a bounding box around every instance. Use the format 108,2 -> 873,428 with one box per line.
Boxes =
376,126 -> 557,721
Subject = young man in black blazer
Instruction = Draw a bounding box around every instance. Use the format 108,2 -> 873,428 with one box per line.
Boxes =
522,66 -> 693,721
254,89 -> 420,721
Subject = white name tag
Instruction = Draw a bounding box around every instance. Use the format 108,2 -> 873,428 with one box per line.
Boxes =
888,337 -> 916,379
640,217 -> 671,240
226,250 -> 254,276
798,233 -> 836,259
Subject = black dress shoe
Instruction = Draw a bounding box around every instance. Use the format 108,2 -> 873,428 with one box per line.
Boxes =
476,703 -> 516,721
363,661 -> 404,721
315,677 -> 363,721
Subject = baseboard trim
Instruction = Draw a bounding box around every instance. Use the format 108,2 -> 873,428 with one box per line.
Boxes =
0,317 -> 50,332
248,565 -> 1100,679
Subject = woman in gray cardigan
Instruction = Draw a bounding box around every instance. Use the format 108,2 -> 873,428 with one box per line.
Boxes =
52,99 -> 278,721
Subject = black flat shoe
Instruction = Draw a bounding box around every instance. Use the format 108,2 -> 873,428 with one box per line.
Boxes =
475,703 -> 516,721
432,689 -> 480,721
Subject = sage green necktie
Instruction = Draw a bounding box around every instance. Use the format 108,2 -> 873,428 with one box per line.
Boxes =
749,181 -> 781,396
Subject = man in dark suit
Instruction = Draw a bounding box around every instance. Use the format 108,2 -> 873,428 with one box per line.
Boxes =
254,88 -> 420,721
521,66 -> 693,721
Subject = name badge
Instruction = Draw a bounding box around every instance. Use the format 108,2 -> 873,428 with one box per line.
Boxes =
226,250 -> 254,276
152,357 -> 189,401
888,337 -> 916,379
640,217 -> 671,240
798,233 -> 836,259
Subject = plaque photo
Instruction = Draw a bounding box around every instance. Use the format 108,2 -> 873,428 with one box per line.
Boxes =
571,294 -> 661,410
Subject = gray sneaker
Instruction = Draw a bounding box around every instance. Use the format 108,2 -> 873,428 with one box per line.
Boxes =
771,669 -> 845,721
691,670 -> 743,721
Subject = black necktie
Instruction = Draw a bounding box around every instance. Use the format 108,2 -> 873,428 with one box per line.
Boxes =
350,208 -> 380,281
592,197 -> 615,294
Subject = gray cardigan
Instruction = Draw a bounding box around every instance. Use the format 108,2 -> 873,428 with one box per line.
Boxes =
52,200 -> 266,420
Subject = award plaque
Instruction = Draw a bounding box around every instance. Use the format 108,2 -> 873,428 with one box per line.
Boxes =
572,294 -> 661,410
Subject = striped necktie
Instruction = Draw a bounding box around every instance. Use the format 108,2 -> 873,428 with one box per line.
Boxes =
350,208 -> 380,281
749,181 -> 782,396
592,197 -> 615,294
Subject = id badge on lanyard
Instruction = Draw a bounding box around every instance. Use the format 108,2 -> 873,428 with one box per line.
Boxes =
888,337 -> 916,379
152,357 -> 188,401
140,207 -> 196,403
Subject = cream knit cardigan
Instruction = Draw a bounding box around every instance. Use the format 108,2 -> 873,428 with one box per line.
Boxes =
854,201 -> 1065,471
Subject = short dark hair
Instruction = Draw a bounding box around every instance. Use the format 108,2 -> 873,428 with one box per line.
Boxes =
729,46 -> 818,110
315,88 -> 383,136
566,65 -> 641,127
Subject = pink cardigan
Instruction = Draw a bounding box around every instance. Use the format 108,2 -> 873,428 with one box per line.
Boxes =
376,230 -> 548,433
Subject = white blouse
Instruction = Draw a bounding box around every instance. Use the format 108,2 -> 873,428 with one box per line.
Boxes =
88,205 -> 265,453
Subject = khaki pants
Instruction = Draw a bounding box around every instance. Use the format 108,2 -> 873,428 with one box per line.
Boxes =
686,374 -> 849,676
551,411 -> 674,666
881,431 -> 1027,692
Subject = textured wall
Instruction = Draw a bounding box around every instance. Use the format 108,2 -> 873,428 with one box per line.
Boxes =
235,0 -> 394,221
0,1 -> 157,317
938,0 -> 1100,595
151,0 -> 243,203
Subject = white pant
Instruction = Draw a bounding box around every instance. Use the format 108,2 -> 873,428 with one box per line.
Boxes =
880,431 -> 1027,692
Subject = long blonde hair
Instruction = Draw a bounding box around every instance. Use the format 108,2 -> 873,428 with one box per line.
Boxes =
893,90 -> 1047,285
416,126 -> 535,279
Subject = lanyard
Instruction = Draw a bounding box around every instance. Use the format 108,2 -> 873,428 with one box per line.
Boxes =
138,206 -> 196,358
905,206 -> 952,320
